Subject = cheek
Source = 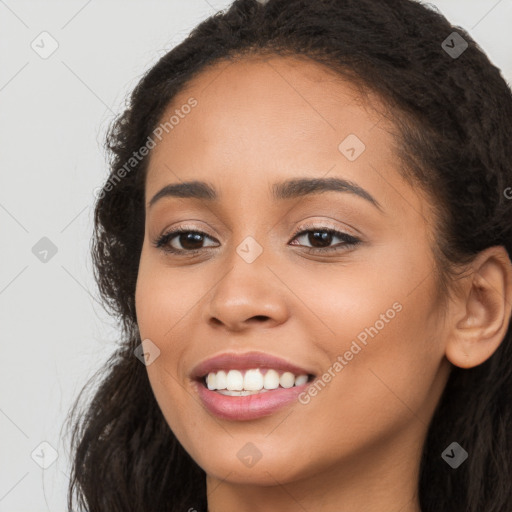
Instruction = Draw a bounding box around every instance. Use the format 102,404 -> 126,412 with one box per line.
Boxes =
134,251 -> 211,442
289,244 -> 444,422
135,249 -> 205,341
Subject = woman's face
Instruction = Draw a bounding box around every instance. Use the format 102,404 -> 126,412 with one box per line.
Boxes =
135,56 -> 453,491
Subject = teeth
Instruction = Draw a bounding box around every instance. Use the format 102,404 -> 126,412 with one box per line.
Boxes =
217,389 -> 271,396
294,374 -> 308,386
264,369 -> 280,390
206,373 -> 216,390
244,369 -> 264,391
216,370 -> 227,389
279,372 -> 295,388
226,369 -> 244,390
204,368 -> 310,391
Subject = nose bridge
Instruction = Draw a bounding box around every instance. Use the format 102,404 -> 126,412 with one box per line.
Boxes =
203,233 -> 289,330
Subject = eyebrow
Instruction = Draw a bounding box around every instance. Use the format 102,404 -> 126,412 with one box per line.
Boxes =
148,177 -> 383,211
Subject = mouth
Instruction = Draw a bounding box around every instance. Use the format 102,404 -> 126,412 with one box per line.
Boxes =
190,351 -> 318,420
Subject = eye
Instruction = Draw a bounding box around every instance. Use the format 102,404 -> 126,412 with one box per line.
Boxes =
152,228 -> 219,255
289,226 -> 361,253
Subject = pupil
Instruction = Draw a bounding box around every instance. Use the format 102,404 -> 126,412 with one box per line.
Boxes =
180,233 -> 203,250
309,230 -> 332,248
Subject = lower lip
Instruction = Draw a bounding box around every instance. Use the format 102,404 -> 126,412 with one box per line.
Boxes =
193,379 -> 312,421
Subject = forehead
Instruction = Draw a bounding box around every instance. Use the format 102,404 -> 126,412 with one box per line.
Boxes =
153,56 -> 383,149
145,55 -> 433,225
148,56 -> 383,174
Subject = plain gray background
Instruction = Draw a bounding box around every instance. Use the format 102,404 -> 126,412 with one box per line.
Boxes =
1,1 -> 511,510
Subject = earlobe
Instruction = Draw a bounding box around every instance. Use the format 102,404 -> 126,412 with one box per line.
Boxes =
445,246 -> 512,370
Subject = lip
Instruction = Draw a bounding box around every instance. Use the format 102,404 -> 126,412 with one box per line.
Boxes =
192,379 -> 313,421
190,350 -> 315,380
189,350 -> 316,421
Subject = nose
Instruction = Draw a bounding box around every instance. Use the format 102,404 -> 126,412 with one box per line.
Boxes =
202,254 -> 290,332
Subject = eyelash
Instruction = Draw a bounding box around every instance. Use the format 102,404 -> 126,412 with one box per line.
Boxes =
152,224 -> 361,257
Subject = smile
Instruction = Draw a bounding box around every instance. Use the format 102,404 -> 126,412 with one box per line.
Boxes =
190,350 -> 317,420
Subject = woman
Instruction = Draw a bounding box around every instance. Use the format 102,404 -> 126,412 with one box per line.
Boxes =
65,0 -> 512,511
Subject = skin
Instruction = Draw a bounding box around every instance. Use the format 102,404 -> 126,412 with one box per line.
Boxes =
134,55 -> 512,512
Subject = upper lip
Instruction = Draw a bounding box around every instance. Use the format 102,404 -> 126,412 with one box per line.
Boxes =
190,351 -> 316,380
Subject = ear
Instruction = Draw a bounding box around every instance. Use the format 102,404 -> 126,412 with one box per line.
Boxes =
445,246 -> 512,369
